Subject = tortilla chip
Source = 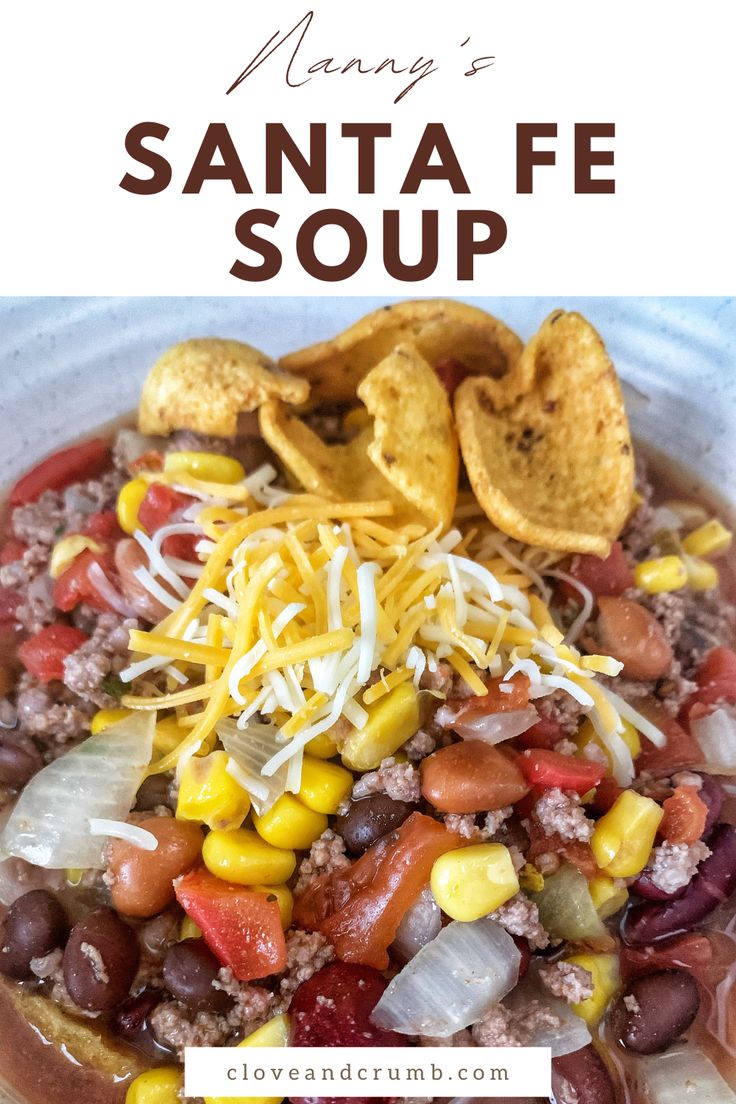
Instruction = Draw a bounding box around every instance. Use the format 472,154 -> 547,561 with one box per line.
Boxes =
139,338 -> 309,437
260,345 -> 458,530
280,299 -> 523,404
455,311 -> 634,556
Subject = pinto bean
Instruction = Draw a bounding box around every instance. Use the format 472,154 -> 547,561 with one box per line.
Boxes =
114,539 -> 173,623
420,740 -> 528,813
0,889 -> 68,979
611,969 -> 699,1054
335,794 -> 413,855
622,824 -> 736,944
551,1045 -> 616,1104
595,597 -> 673,680
107,817 -> 203,918
63,908 -> 139,1011
163,939 -> 232,1013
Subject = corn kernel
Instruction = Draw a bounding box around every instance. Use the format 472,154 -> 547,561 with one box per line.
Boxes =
298,756 -> 353,815
588,874 -> 629,919
565,953 -> 620,1025
591,789 -> 663,877
342,407 -> 372,433
250,884 -> 293,929
66,868 -> 84,886
306,732 -> 339,759
126,1067 -> 182,1104
519,863 -> 545,894
252,793 -> 327,850
117,477 -> 150,535
633,555 -> 688,594
165,451 -> 245,485
177,750 -> 251,831
430,844 -> 519,922
179,915 -> 202,941
203,828 -> 296,885
49,535 -> 104,579
90,708 -> 131,735
682,517 -> 732,558
576,718 -> 640,772
204,1015 -> 290,1104
153,716 -> 185,756
341,682 -> 420,771
684,555 -> 719,591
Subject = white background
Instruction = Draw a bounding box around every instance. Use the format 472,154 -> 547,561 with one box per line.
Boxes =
0,0 -> 734,294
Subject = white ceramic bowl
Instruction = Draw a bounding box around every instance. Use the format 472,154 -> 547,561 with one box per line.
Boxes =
0,295 -> 734,1104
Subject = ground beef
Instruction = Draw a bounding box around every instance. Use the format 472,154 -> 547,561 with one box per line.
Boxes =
15,671 -> 94,752
532,788 -> 593,843
537,690 -> 586,736
62,613 -> 138,708
419,661 -> 454,698
489,892 -> 549,950
273,930 -> 335,1013
166,430 -> 233,456
620,466 -> 657,559
351,756 -> 421,803
151,982 -> 273,1059
470,1000 -> 563,1047
401,728 -> 436,761
443,807 -> 513,842
676,589 -> 736,675
419,1029 -> 473,1047
293,829 -> 350,897
648,840 -> 711,894
539,961 -> 594,1004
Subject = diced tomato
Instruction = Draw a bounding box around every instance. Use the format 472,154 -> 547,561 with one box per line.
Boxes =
660,785 -> 708,845
526,826 -> 598,878
516,716 -> 563,750
138,484 -> 194,534
620,933 -> 713,984
161,532 -> 199,562
446,673 -> 531,725
53,549 -> 121,614
0,586 -> 21,623
9,439 -> 110,506
175,868 -> 286,982
588,775 -> 623,815
293,812 -> 463,970
129,450 -> 164,474
82,510 -> 124,542
18,623 -> 88,682
435,357 -> 471,402
683,646 -> 736,716
0,539 -> 27,566
560,541 -> 634,601
635,700 -> 702,778
518,748 -> 606,793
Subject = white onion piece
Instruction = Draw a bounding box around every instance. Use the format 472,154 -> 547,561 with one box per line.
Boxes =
114,428 -> 162,470
436,705 -> 539,745
391,887 -> 442,962
0,713 -> 154,869
504,978 -> 591,1057
217,718 -> 289,815
632,1043 -> 736,1102
371,918 -> 520,1037
691,707 -> 736,773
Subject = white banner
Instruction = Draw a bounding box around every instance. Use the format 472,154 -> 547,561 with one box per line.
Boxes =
0,0 -> 733,293
184,1045 -> 552,1098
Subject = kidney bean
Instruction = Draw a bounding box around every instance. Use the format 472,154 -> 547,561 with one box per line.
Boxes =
631,869 -> 687,902
113,989 -> 175,1060
611,969 -> 699,1054
163,938 -> 232,1013
0,736 -> 42,790
697,774 -> 725,840
595,597 -> 673,680
551,1045 -> 616,1104
107,816 -> 203,918
0,889 -> 68,979
134,773 -> 174,812
420,740 -> 528,813
335,794 -> 413,855
63,907 -> 139,1011
622,823 -> 736,945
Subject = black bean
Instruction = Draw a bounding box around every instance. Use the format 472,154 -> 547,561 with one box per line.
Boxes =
63,908 -> 139,1011
163,939 -> 231,1013
551,1045 -> 616,1104
697,774 -> 725,841
134,772 -> 174,812
335,794 -> 413,855
0,738 -> 42,789
622,824 -> 736,945
611,969 -> 699,1054
0,889 -> 69,979
114,989 -> 176,1060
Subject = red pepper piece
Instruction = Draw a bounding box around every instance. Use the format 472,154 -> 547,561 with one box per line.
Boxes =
682,646 -> 736,716
53,548 -> 122,614
560,541 -> 634,601
19,623 -> 88,682
519,748 -> 606,793
9,439 -> 110,506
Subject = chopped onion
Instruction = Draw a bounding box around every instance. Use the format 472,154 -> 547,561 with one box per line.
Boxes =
371,917 -> 520,1037
691,707 -> 736,773
391,886 -> 441,962
632,1043 -> 736,1102
531,863 -> 605,942
504,977 -> 591,1057
114,428 -> 162,469
217,718 -> 289,815
435,704 -> 539,745
0,713 -> 154,869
